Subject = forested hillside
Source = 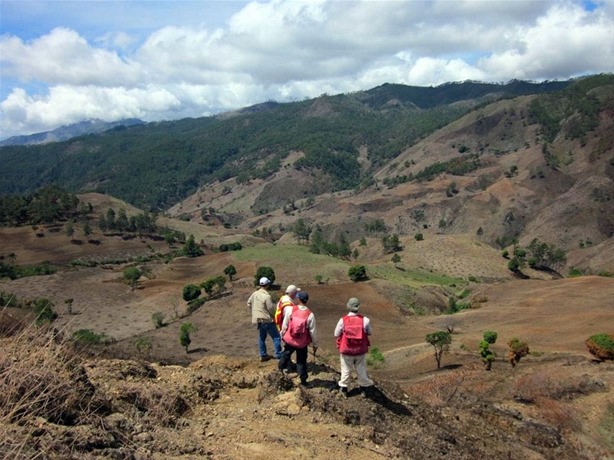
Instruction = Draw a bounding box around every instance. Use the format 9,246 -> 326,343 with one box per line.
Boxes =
0,79 -> 573,210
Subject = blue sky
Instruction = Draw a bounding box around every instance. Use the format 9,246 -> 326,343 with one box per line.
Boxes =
1,0 -> 613,140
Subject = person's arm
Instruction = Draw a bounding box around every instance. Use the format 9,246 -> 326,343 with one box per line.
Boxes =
308,313 -> 318,348
247,292 -> 254,309
364,317 -> 372,335
334,318 -> 344,337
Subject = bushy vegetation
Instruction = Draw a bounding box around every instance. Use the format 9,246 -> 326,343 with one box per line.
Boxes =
182,284 -> 201,302
507,338 -> 529,367
182,235 -> 204,258
506,238 -> 567,275
348,265 -> 368,282
72,328 -> 113,344
479,331 -> 498,371
529,74 -> 612,144
254,266 -> 276,286
99,208 -> 157,234
585,333 -> 614,361
367,346 -> 385,367
219,242 -> 242,252
0,185 -> 85,226
0,258 -> 57,280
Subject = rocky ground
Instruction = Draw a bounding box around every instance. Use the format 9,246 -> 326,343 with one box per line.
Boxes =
1,320 -> 613,459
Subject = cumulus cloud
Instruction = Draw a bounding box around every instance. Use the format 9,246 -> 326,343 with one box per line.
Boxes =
0,0 -> 613,139
1,28 -> 142,86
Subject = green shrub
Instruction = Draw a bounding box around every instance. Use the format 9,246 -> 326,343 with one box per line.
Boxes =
254,266 -> 275,286
31,298 -> 57,325
585,333 -> 614,361
348,265 -> 368,282
72,329 -> 112,344
182,284 -> 201,302
187,297 -> 206,314
152,312 -> 165,329
367,346 -> 385,367
483,331 -> 498,344
414,233 -> 424,241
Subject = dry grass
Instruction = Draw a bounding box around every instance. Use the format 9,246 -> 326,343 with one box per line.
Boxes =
0,319 -> 108,459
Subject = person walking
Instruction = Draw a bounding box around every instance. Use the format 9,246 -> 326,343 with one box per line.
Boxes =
334,297 -> 374,397
247,277 -> 282,362
278,291 -> 318,386
274,284 -> 300,331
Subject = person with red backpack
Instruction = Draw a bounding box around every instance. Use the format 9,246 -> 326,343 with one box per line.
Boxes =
278,291 -> 318,386
274,284 -> 300,331
334,297 -> 374,397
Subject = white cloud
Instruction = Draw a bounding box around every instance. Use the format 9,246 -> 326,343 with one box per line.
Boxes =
0,28 -> 142,86
1,0 -> 613,139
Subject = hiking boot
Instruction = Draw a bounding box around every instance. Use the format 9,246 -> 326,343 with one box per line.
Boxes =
339,386 -> 348,398
260,355 -> 273,362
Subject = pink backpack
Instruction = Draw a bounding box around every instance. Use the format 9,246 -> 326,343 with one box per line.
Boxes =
337,315 -> 369,355
283,308 -> 312,348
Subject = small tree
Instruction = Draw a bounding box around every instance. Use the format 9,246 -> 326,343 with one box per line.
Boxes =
348,265 -> 368,282
201,278 -> 216,298
123,267 -> 142,290
585,333 -> 614,361
425,331 -> 452,369
507,337 -> 529,367
391,253 -> 401,268
64,298 -> 74,315
223,264 -> 237,281
183,234 -> 204,258
134,336 -> 152,359
479,331 -> 498,371
182,284 -> 201,302
152,312 -> 165,329
65,222 -> 74,239
179,322 -> 196,353
32,298 -> 57,325
254,266 -> 275,286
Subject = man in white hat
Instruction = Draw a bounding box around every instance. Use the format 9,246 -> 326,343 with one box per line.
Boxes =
274,284 -> 300,331
247,277 -> 282,362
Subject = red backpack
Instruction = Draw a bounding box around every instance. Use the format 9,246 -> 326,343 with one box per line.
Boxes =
337,315 -> 369,355
283,308 -> 312,348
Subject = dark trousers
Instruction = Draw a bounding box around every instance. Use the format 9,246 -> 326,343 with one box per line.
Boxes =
279,344 -> 308,383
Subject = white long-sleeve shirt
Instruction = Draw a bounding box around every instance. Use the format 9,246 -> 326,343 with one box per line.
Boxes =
334,312 -> 372,338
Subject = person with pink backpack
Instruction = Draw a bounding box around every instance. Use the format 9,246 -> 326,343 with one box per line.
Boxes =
334,297 -> 374,397
278,291 -> 318,386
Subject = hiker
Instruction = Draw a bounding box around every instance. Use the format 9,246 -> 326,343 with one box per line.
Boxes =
247,276 -> 282,362
274,284 -> 300,331
334,297 -> 374,397
278,290 -> 318,386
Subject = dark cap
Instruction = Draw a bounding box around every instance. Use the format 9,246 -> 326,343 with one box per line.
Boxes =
296,291 -> 309,303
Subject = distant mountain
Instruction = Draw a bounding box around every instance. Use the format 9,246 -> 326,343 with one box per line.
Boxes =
0,78 -> 578,209
0,118 -> 145,147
